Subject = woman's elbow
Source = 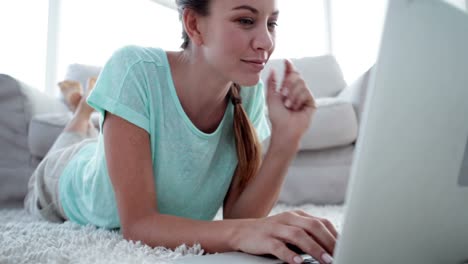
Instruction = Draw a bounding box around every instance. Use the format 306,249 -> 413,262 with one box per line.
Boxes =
121,223 -> 139,242
120,213 -> 158,243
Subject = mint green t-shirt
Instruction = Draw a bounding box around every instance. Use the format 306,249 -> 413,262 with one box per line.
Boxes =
59,45 -> 271,229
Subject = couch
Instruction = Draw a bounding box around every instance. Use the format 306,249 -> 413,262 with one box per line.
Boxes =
0,55 -> 372,208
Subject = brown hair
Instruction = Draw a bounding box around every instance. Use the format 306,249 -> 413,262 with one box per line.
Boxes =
229,83 -> 263,191
176,0 -> 263,191
176,0 -> 210,49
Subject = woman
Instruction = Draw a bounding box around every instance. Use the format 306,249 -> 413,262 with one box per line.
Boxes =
25,0 -> 337,263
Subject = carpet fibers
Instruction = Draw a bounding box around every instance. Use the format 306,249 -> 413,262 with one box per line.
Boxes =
0,204 -> 344,264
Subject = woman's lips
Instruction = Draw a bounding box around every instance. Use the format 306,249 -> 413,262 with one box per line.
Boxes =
241,59 -> 266,72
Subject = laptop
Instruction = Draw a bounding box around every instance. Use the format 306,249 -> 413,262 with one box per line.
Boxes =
174,0 -> 468,263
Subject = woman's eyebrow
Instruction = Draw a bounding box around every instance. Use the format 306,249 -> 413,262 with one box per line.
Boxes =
232,5 -> 258,14
232,5 -> 279,16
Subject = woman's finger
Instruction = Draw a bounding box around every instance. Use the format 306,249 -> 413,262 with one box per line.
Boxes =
318,218 -> 339,239
267,239 -> 305,264
273,226 -> 332,264
281,77 -> 301,109
304,218 -> 336,255
283,59 -> 296,75
280,212 -> 335,255
277,211 -> 336,256
290,86 -> 312,111
294,210 -> 338,239
280,60 -> 300,93
266,69 -> 279,101
286,83 -> 314,111
297,89 -> 316,111
280,74 -> 300,95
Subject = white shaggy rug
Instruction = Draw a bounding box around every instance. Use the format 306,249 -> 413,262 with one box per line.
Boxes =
0,203 -> 344,264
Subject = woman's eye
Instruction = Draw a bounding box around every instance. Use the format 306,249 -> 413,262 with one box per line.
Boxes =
268,21 -> 278,29
238,18 -> 254,25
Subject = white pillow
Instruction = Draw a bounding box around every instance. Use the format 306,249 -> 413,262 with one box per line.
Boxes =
261,55 -> 347,98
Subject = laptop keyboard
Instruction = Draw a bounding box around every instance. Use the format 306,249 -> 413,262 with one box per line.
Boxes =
302,258 -> 320,264
280,257 -> 319,264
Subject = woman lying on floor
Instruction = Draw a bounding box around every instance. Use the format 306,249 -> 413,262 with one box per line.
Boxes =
25,0 -> 337,263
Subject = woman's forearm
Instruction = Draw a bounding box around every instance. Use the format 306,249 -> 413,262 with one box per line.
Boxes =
225,135 -> 300,219
125,212 -> 252,253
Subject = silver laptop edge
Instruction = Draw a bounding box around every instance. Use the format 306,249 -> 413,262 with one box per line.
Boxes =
334,0 -> 468,263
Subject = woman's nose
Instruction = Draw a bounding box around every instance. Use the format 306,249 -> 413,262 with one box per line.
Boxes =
252,25 -> 274,52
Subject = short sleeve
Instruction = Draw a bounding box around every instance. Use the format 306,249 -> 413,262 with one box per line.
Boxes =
87,46 -> 150,133
241,81 -> 271,143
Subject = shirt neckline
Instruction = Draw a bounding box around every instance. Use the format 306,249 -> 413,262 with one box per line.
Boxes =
161,49 -> 232,139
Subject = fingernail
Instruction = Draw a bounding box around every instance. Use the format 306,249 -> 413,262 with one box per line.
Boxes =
321,253 -> 334,264
294,255 -> 303,264
285,99 -> 292,108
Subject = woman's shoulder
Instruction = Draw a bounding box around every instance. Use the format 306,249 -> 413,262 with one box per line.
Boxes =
107,45 -> 169,68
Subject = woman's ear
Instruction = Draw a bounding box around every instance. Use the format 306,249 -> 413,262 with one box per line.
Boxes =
182,8 -> 204,46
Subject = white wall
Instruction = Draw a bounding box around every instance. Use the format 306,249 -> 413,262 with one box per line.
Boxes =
331,0 -> 467,84
331,0 -> 388,83
56,0 -> 329,90
272,0 -> 328,59
0,1 -> 48,90
56,0 -> 182,96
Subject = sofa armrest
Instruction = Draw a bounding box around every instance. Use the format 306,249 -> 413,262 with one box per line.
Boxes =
0,74 -> 68,119
337,66 -> 374,124
0,74 -> 68,206
0,74 -> 68,165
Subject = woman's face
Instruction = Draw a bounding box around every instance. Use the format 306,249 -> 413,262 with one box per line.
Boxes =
199,0 -> 278,86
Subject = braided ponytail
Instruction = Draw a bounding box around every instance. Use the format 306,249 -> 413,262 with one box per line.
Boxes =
229,83 -> 262,192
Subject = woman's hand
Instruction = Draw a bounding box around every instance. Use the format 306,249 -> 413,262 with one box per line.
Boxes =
266,60 -> 317,147
232,210 -> 338,264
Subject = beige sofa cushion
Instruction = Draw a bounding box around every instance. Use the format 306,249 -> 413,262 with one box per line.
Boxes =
261,97 -> 358,152
300,97 -> 358,151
